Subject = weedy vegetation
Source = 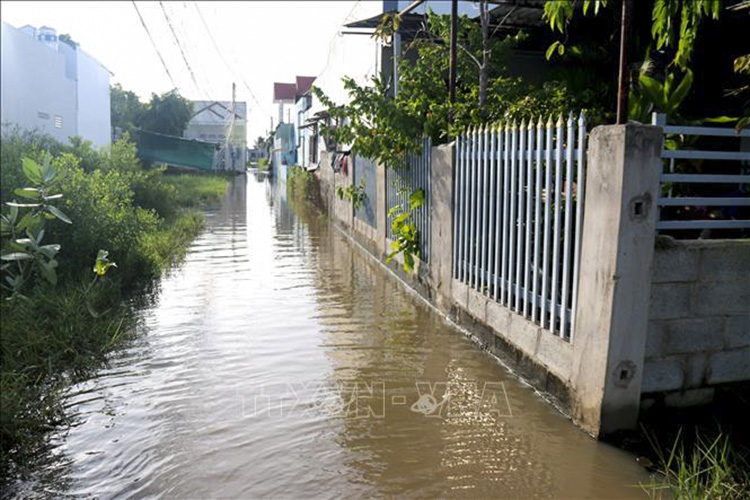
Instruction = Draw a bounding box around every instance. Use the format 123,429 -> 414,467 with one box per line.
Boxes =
0,127 -> 229,481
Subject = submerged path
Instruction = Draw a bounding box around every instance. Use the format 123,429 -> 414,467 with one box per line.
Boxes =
18,174 -> 650,498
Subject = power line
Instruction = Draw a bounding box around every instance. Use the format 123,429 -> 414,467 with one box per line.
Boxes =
159,1 -> 204,97
192,2 -> 267,115
131,0 -> 178,90
174,2 -> 216,99
315,0 -> 362,81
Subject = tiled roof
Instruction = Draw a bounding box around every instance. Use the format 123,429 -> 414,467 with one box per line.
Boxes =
274,76 -> 317,102
273,82 -> 297,102
295,76 -> 316,95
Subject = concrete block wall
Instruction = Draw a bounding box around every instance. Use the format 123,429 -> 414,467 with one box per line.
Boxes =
311,125 -> 749,438
643,238 -> 750,397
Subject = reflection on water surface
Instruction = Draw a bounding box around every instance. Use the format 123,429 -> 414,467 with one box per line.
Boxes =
12,174 -> 649,499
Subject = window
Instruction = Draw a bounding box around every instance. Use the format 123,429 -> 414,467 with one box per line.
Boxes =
54,115 -> 63,128
37,111 -> 49,120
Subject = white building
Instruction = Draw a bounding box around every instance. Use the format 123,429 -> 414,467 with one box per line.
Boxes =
0,22 -> 112,147
183,100 -> 247,171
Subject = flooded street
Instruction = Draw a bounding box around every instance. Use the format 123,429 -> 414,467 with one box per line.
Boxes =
19,174 -> 650,498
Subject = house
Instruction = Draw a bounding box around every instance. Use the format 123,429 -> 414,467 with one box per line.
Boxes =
270,75 -> 317,170
293,76 -> 318,169
183,100 -> 247,171
272,123 -> 296,182
0,22 -> 112,147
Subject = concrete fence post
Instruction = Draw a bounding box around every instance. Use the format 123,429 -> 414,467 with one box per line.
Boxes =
571,124 -> 663,436
429,142 -> 455,313
376,162 -> 388,257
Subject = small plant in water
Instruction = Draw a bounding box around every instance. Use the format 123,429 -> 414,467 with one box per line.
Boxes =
387,188 -> 424,272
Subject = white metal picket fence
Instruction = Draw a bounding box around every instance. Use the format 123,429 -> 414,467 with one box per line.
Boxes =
386,136 -> 432,262
453,113 -> 587,341
652,113 -> 750,233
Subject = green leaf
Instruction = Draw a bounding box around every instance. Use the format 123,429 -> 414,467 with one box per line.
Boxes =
6,201 -> 41,208
638,74 -> 667,110
39,260 -> 58,285
16,213 -> 41,234
38,244 -> 60,258
22,158 -> 43,184
1,252 -> 33,261
545,41 -> 562,60
47,205 -> 72,224
40,156 -> 57,183
664,72 -> 675,96
704,116 -> 737,124
665,69 -> 693,113
736,116 -> 750,132
14,188 -> 40,199
408,188 -> 425,210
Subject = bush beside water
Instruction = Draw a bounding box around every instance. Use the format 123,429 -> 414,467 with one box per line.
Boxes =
0,128 -> 229,481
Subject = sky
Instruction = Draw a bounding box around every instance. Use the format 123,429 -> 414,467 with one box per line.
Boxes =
0,1 -> 366,142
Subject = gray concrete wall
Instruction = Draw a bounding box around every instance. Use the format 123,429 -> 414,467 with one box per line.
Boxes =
642,237 -> 750,403
310,125 -> 749,439
353,156 -> 378,228
571,124 -> 662,436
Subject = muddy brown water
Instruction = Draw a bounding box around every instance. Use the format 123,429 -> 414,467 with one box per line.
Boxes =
12,175 -> 651,498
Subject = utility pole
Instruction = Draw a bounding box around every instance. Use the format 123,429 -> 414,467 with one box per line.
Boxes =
225,82 -> 236,171
616,0 -> 633,124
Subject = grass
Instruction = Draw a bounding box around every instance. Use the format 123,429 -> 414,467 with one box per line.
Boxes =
162,172 -> 232,209
256,157 -> 270,171
0,277 -> 131,476
641,429 -> 750,499
138,210 -> 205,272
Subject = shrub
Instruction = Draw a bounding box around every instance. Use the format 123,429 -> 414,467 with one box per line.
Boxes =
129,167 -> 179,219
0,125 -> 67,203
49,153 -> 160,286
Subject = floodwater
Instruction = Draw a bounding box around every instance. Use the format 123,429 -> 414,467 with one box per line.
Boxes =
13,174 -> 651,498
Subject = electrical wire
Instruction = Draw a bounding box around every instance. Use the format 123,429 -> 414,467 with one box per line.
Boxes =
131,0 -> 179,90
159,1 -> 204,98
315,0 -> 362,81
192,2 -> 268,115
173,2 -> 215,99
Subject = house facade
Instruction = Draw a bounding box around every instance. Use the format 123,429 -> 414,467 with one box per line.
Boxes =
183,100 -> 248,171
0,22 -> 111,147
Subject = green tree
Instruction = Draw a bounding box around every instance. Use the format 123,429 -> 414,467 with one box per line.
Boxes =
111,83 -> 145,134
110,85 -> 193,137
543,0 -> 720,71
139,90 -> 193,136
313,11 -> 606,168
542,0 -> 722,121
